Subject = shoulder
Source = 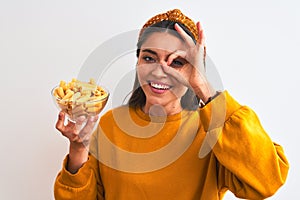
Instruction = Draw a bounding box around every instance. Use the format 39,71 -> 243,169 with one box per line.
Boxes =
99,105 -> 134,123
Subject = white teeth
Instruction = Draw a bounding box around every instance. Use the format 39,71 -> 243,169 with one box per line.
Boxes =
150,82 -> 170,90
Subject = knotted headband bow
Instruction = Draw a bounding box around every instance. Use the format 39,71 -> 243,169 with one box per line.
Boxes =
140,9 -> 199,42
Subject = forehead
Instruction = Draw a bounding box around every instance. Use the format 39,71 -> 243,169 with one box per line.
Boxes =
140,32 -> 186,53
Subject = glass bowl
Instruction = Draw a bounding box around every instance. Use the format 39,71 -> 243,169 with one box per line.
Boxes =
51,84 -> 109,123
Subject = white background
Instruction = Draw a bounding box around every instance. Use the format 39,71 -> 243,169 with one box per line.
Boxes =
0,0 -> 299,199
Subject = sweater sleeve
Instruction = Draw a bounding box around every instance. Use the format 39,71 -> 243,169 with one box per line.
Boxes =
54,131 -> 105,200
199,91 -> 289,199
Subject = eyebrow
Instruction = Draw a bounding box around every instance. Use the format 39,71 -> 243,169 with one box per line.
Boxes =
141,49 -> 158,56
141,48 -> 184,61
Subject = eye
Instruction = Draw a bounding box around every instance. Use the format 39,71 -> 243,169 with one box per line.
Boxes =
170,58 -> 186,68
142,56 -> 155,63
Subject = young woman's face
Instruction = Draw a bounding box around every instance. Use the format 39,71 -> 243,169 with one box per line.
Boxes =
137,32 -> 191,113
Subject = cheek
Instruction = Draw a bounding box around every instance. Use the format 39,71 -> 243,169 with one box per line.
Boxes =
177,85 -> 189,97
179,65 -> 192,80
136,65 -> 149,85
170,77 -> 188,97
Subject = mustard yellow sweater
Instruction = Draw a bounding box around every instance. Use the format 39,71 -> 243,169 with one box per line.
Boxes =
54,91 -> 289,200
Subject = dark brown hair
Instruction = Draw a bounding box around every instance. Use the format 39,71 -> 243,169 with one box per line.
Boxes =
128,20 -> 199,110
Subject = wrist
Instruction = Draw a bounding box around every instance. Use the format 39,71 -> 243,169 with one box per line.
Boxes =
191,77 -> 216,102
67,144 -> 89,174
199,91 -> 221,108
193,85 -> 216,103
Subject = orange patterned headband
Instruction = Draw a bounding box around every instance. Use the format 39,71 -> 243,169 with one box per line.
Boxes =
140,9 -> 199,42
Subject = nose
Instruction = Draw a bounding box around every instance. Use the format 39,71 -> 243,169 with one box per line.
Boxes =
151,61 -> 167,78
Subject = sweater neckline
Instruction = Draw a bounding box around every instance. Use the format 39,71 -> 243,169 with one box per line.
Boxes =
134,107 -> 191,123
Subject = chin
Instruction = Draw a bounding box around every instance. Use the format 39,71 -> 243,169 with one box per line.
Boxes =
143,86 -> 184,107
146,97 -> 167,106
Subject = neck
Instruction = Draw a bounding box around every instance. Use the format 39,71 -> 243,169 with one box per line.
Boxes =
143,102 -> 182,116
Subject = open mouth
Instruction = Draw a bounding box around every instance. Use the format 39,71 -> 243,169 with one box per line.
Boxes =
148,81 -> 171,90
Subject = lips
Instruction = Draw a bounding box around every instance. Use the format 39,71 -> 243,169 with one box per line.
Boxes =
147,81 -> 172,94
149,82 -> 171,90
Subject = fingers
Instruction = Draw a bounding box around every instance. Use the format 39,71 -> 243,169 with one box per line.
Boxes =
79,115 -> 99,138
56,111 -> 66,133
196,21 -> 207,69
55,111 -> 99,145
78,115 -> 99,145
56,112 -> 77,141
175,21 -> 205,46
174,21 -> 206,68
167,50 -> 186,66
61,118 -> 77,141
196,21 -> 206,46
160,62 -> 190,87
174,23 -> 195,46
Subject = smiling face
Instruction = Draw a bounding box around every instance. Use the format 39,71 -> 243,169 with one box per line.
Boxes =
137,32 -> 190,115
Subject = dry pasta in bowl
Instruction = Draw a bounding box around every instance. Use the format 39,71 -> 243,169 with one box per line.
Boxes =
51,78 -> 109,123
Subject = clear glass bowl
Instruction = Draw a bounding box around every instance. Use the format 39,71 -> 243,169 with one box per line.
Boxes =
51,85 -> 109,123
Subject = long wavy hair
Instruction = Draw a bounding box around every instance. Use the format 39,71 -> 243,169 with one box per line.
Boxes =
128,20 -> 201,111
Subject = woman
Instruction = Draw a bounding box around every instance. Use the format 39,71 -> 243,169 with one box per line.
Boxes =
54,9 -> 289,200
